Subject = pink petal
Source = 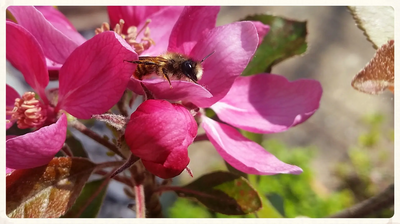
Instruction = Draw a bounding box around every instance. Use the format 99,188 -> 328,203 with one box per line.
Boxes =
107,6 -> 166,34
8,6 -> 79,64
191,21 -> 259,108
35,6 -> 86,45
168,6 -> 220,54
202,116 -> 302,175
251,21 -> 270,46
56,31 -> 137,119
6,21 -> 49,103
139,6 -> 184,56
6,114 -> 67,170
212,74 -> 323,133
128,78 -> 213,105
6,85 -> 20,129
6,167 -> 15,175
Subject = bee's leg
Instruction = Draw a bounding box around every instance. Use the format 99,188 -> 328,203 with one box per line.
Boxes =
124,60 -> 157,65
140,83 -> 155,100
162,68 -> 173,89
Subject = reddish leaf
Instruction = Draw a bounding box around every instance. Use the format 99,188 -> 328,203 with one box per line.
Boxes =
173,171 -> 262,215
351,40 -> 394,94
6,157 -> 96,218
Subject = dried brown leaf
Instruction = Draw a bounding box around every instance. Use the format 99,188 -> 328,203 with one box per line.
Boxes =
351,40 -> 394,94
6,157 -> 96,218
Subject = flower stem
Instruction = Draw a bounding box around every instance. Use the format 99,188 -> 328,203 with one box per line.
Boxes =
194,133 -> 209,142
61,144 -> 73,157
134,184 -> 146,218
70,119 -> 125,158
110,154 -> 140,178
130,162 -> 163,218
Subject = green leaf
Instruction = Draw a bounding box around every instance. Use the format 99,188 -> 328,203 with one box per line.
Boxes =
241,14 -> 307,76
62,178 -> 109,218
65,131 -> 88,158
247,175 -> 283,218
348,6 -> 394,49
266,193 -> 285,217
6,157 -> 96,218
168,198 -> 213,218
173,171 -> 262,215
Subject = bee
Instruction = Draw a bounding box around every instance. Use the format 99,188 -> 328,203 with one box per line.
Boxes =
125,51 -> 214,87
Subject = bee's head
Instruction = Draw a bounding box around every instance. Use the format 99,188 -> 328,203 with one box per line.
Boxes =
181,60 -> 202,83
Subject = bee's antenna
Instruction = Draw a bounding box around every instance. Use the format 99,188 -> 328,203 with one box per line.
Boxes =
200,51 -> 216,63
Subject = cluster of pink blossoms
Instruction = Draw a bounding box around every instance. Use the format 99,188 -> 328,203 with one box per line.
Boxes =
6,6 -> 322,179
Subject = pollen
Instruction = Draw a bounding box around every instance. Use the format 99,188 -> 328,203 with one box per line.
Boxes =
6,92 -> 47,129
95,19 -> 155,54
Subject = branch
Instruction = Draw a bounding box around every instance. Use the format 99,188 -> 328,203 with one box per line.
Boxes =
70,119 -> 125,158
329,183 -> 394,218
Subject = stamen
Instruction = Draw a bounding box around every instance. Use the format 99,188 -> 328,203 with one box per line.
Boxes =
125,19 -> 155,54
95,19 -> 155,54
114,19 -> 125,36
136,19 -> 152,37
95,22 -> 111,35
6,92 -> 47,129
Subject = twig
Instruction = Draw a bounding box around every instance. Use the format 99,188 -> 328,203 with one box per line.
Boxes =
95,161 -> 126,170
60,144 -> 73,157
70,119 -> 125,158
329,183 -> 394,218
110,154 -> 140,178
94,169 -> 133,187
117,90 -> 129,117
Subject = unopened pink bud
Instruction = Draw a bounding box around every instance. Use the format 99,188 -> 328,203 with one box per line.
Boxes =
125,99 -> 197,178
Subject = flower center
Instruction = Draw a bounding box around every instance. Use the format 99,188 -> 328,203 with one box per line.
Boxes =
6,92 -> 47,129
96,19 -> 155,55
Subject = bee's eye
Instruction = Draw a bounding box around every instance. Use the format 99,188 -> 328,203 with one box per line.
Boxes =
182,61 -> 197,82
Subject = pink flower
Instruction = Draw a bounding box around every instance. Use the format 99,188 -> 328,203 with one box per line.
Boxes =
125,100 -> 197,179
7,6 -> 87,78
6,21 -> 137,173
107,6 -> 184,56
8,6 -> 185,78
128,6 -> 267,107
127,7 -> 322,175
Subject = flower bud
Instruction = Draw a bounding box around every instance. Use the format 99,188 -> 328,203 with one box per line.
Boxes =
125,99 -> 197,179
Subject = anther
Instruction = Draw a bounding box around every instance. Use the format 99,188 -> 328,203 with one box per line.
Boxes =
6,92 -> 47,129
